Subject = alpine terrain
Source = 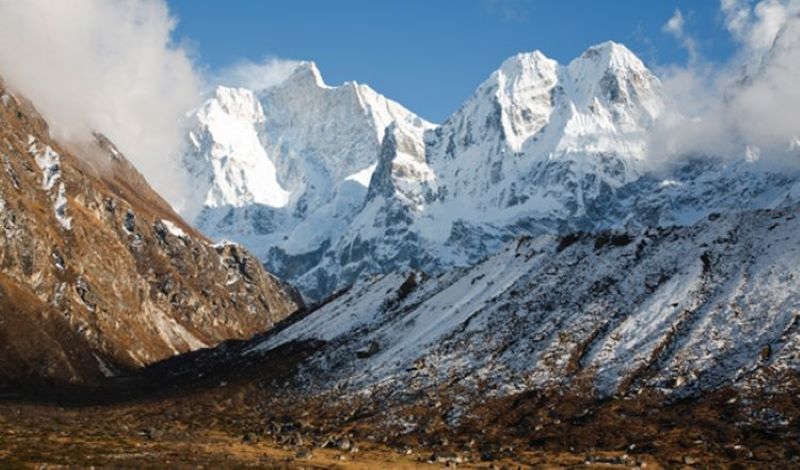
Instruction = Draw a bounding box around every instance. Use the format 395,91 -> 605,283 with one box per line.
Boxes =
0,16 -> 799,469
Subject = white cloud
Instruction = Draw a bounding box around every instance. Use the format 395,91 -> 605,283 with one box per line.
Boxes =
722,0 -> 800,52
664,8 -> 685,36
215,57 -> 302,91
651,0 -> 800,168
0,0 -> 202,208
721,0 -> 753,40
662,9 -> 700,63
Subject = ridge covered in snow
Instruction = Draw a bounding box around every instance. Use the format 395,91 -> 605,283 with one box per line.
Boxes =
246,202 -> 800,403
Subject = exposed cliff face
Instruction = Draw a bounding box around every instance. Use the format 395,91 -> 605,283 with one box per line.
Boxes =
0,81 -> 300,387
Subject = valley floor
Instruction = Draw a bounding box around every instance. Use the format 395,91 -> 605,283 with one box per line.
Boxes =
0,376 -> 797,468
0,331 -> 797,468
0,396 -> 642,469
0,405 -> 635,469
0,408 -> 650,469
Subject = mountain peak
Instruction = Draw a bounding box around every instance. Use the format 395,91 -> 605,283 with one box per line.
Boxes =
285,60 -> 327,88
492,50 -> 559,89
566,40 -> 661,115
572,41 -> 648,74
499,50 -> 553,71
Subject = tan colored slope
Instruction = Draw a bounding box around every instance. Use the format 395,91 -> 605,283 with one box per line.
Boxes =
0,81 -> 300,387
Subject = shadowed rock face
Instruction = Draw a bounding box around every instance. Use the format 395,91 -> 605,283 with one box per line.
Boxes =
0,81 -> 301,387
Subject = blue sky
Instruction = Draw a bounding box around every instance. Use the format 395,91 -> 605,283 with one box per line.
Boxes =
168,0 -> 738,122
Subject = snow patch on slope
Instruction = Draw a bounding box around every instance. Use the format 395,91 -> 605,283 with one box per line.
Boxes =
28,137 -> 71,230
160,219 -> 188,239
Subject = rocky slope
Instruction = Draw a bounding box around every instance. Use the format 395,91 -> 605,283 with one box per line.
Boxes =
0,80 -> 300,387
180,42 -> 800,301
246,202 -> 800,413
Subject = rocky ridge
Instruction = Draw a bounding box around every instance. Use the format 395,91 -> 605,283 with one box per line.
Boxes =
0,79 -> 300,386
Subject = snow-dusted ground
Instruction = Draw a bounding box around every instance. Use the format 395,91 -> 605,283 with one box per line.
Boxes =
248,204 -> 800,400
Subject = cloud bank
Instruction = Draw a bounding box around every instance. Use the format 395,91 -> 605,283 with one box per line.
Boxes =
652,0 -> 800,168
0,0 -> 202,208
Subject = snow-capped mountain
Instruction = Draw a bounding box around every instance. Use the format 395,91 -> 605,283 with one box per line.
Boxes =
424,41 -> 663,217
180,41 -> 799,301
331,42 -> 669,286
183,62 -> 432,298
